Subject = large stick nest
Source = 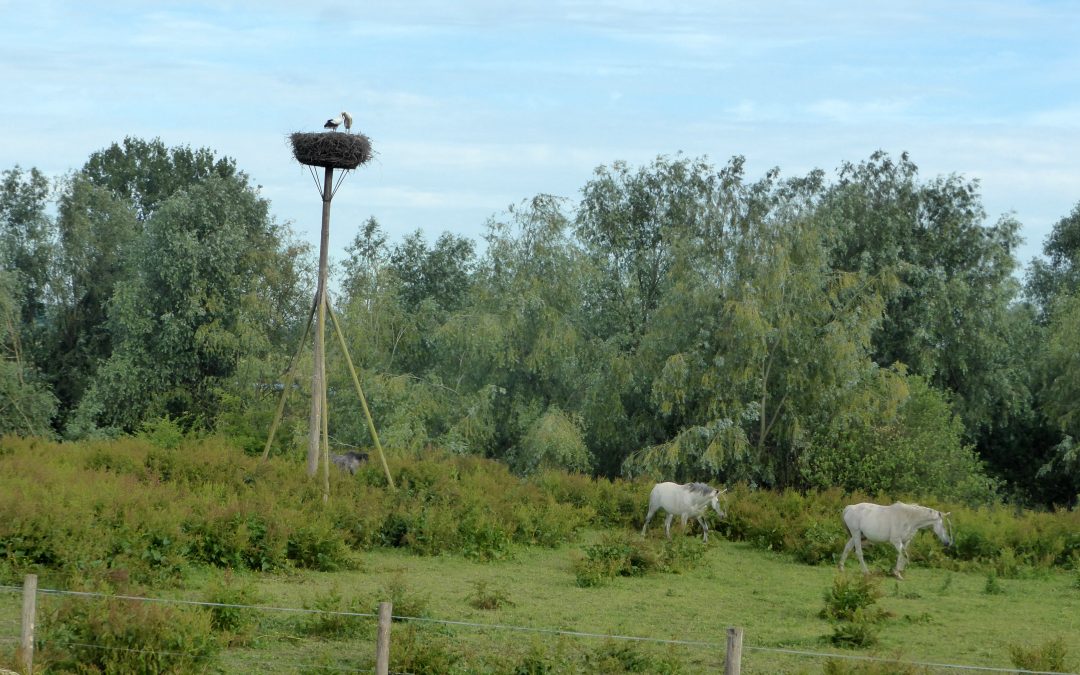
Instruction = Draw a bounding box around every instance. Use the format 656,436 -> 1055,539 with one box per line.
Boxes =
289,132 -> 373,170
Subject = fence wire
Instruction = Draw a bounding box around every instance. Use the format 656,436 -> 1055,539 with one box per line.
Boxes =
1,583 -> 1075,675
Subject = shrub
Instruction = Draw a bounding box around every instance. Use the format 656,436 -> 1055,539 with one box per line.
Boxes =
374,573 -> 430,621
287,520 -> 351,571
573,533 -> 707,587
390,624 -> 462,674
203,572 -> 261,644
1009,637 -> 1071,673
583,641 -> 686,673
829,608 -> 881,648
823,573 -> 888,649
301,587 -> 369,639
41,594 -> 217,673
822,573 -> 884,623
467,579 -> 515,610
983,573 -> 1005,595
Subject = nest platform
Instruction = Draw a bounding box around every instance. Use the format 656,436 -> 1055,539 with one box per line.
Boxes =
290,132 -> 373,170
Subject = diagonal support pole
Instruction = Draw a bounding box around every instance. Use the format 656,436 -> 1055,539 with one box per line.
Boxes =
262,295 -> 318,461
326,300 -> 396,490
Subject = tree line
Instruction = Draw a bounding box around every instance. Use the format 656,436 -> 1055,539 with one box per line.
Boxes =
2,138 -> 1078,506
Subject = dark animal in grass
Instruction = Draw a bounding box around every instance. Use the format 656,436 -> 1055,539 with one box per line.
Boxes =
330,451 -> 368,475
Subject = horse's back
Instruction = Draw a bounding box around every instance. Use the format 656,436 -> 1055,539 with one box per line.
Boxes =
844,502 -> 915,541
648,482 -> 679,504
842,502 -> 883,533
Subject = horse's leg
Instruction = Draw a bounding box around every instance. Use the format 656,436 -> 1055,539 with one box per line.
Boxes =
663,514 -> 674,539
853,535 -> 869,574
893,540 -> 906,579
642,506 -> 658,536
839,536 -> 856,571
697,516 -> 709,543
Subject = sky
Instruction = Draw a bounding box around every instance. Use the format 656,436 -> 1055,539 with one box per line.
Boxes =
3,1 -> 1079,276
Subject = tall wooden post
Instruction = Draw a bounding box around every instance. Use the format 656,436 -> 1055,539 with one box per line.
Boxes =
20,574 -> 37,675
725,626 -> 743,675
375,601 -> 392,675
308,165 -> 333,478
281,129 -> 394,493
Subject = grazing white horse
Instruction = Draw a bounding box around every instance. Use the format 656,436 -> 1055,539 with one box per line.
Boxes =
641,482 -> 727,542
839,502 -> 952,580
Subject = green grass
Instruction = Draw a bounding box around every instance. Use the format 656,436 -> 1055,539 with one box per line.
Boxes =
173,532 -> 1080,673
3,438 -> 1078,672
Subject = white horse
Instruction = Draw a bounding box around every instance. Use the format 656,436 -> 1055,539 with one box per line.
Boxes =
641,482 -> 727,542
838,502 -> 952,580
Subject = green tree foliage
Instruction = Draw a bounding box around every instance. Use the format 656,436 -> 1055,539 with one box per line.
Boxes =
5,141 -> 1068,504
0,166 -> 54,346
81,136 -> 238,221
71,171 -> 305,434
1027,201 -> 1080,317
428,196 -> 592,462
802,375 -> 996,502
0,270 -> 57,436
1033,292 -> 1080,499
40,175 -> 139,424
508,406 -> 591,475
623,159 -> 900,487
821,152 -> 1032,487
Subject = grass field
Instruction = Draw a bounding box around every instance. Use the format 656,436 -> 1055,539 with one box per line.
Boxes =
13,530 -> 1067,674
3,531 -> 1079,673
1,436 -> 1077,673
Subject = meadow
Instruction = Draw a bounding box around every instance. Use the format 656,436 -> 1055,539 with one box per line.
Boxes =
1,434 -> 1078,673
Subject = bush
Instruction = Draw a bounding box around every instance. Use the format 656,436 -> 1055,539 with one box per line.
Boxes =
301,588 -> 369,639
41,594 -> 218,673
203,572 -> 261,644
287,521 -> 351,571
374,573 -> 430,621
822,573 -> 885,622
823,573 -> 888,649
389,624 -> 462,674
467,579 -> 515,610
573,533 -> 707,587
1009,637 -> 1071,672
583,641 -> 686,673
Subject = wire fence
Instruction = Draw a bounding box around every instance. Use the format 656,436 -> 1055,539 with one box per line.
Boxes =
1,583 -> 1076,674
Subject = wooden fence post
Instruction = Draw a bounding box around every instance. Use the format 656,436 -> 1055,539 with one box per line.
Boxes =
19,574 -> 37,675
375,601 -> 392,675
725,626 -> 743,675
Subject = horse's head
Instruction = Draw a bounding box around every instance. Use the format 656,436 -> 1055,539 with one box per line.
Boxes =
932,510 -> 953,547
710,488 -> 727,519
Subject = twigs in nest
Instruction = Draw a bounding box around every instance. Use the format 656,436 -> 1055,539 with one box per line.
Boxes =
289,132 -> 373,170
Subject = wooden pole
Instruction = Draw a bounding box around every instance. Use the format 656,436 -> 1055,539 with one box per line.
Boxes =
19,574 -> 36,675
308,165 -> 334,477
262,296 -> 318,461
375,601 -> 392,675
326,301 -> 396,490
321,359 -> 330,503
725,626 -> 743,675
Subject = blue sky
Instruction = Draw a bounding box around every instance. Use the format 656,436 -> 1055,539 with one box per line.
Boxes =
3,1 -> 1079,275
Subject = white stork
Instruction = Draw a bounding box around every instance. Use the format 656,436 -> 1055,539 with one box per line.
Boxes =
324,114 -> 343,131
341,111 -> 353,132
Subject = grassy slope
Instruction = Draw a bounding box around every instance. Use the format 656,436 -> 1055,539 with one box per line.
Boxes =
212,531 -> 1080,674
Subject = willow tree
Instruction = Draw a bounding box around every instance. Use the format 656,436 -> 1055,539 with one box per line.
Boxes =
71,172 -> 305,434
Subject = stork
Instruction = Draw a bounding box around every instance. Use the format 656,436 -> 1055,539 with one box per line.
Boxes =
324,114 -> 343,131
341,111 -> 353,132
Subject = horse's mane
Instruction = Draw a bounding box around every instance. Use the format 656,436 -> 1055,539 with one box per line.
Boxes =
892,501 -> 940,518
684,482 -> 714,495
